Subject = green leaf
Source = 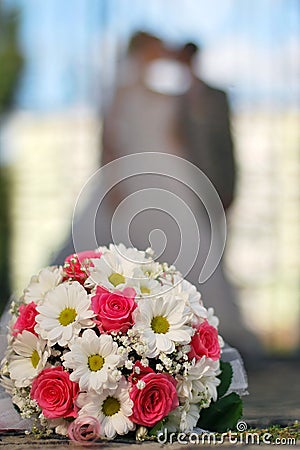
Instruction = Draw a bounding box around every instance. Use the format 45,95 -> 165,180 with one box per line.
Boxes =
148,419 -> 166,436
197,392 -> 243,433
217,361 -> 233,399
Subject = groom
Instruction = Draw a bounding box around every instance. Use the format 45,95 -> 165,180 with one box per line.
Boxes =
178,42 -> 236,212
176,43 -> 264,360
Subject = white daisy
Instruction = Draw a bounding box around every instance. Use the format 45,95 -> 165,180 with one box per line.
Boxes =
177,356 -> 220,405
47,418 -> 69,436
76,377 -> 135,439
180,402 -> 200,432
86,244 -> 153,291
110,244 -> 149,265
140,260 -> 164,279
127,268 -> 162,298
164,401 -> 200,433
63,329 -> 122,391
133,295 -> 193,357
35,282 -> 94,347
8,331 -> 49,387
86,250 -> 129,291
206,307 -> 219,328
172,276 -> 208,320
23,266 -> 63,305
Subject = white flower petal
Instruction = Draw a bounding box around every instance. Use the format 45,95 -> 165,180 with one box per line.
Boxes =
156,334 -> 174,353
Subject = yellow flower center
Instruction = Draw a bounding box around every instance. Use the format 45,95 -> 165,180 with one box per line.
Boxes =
102,397 -> 120,416
88,354 -> 105,372
31,350 -> 40,369
151,315 -> 170,334
108,272 -> 125,287
58,307 -> 77,326
140,286 -> 150,294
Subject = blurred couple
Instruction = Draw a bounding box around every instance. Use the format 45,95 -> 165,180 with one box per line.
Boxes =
103,32 -> 235,211
55,31 -> 261,359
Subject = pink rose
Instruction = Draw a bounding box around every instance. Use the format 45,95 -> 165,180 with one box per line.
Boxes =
188,320 -> 220,361
30,367 -> 79,419
68,416 -> 100,445
13,302 -> 38,336
130,372 -> 178,427
63,250 -> 101,284
91,286 -> 137,334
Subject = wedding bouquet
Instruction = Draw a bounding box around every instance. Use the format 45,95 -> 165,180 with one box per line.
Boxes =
1,244 -> 242,444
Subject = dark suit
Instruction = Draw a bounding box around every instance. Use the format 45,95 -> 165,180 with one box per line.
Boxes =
179,79 -> 236,210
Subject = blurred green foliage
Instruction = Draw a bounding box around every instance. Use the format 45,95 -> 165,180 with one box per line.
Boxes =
0,167 -> 12,314
0,6 -> 24,114
0,5 -> 24,314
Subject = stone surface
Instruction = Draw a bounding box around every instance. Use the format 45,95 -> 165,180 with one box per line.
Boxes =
243,360 -> 300,427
